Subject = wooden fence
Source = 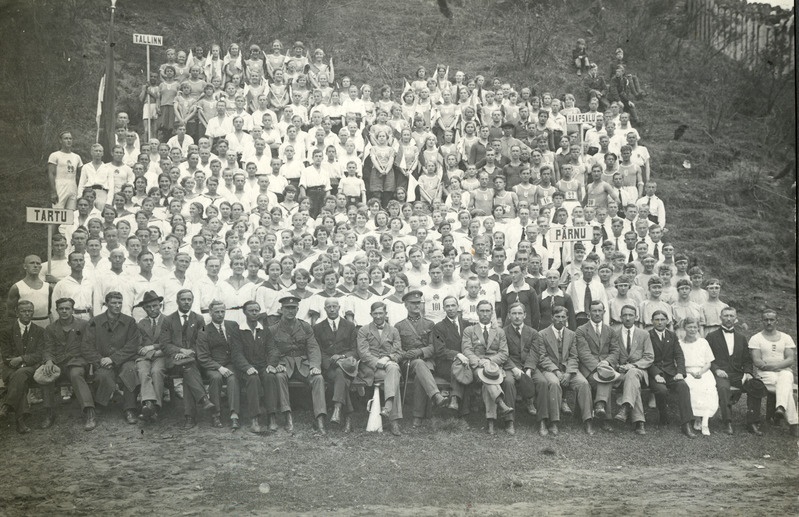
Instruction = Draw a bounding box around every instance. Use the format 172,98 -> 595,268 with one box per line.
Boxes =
686,0 -> 795,73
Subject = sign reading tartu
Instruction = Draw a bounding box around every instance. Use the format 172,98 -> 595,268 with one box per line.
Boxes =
27,207 -> 73,225
548,226 -> 588,243
133,33 -> 163,46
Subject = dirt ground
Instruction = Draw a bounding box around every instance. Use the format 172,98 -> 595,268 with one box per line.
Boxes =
0,398 -> 796,516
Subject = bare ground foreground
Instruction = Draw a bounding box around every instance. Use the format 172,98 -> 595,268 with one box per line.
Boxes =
0,397 -> 796,516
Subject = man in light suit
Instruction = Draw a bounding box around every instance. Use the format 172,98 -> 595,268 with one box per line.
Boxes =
313,298 -> 358,432
612,304 -> 654,435
196,300 -> 242,430
503,302 -> 550,435
575,300 -> 620,431
269,295 -> 327,434
134,290 -> 168,421
461,299 -> 512,435
159,289 -> 215,429
648,310 -> 696,438
538,306 -> 595,435
231,300 -> 278,434
706,306 -> 766,435
434,297 -> 474,418
357,301 -> 404,436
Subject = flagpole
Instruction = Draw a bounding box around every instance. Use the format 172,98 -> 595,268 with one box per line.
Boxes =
101,0 -> 118,161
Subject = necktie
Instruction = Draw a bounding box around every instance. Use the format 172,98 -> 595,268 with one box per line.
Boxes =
515,326 -> 522,337
181,314 -> 189,343
22,325 -> 29,349
483,326 -> 489,345
653,244 -> 660,260
628,249 -> 634,262
615,236 -> 620,250
218,324 -> 226,341
626,329 -> 632,354
331,319 -> 337,332
151,318 -> 157,331
451,319 -> 460,337
541,234 -> 547,249
584,284 -> 593,313
647,197 -> 651,208
618,189 -> 623,206
595,323 -> 601,336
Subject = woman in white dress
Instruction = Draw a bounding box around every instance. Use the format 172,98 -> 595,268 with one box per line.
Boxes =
342,270 -> 379,327
679,317 -> 718,436
216,256 -> 258,327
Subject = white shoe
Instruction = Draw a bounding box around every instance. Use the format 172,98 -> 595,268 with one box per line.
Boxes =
701,426 -> 710,436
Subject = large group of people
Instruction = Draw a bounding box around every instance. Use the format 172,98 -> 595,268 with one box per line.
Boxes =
2,38 -> 796,440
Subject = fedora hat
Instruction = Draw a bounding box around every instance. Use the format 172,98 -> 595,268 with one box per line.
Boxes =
135,290 -> 164,308
476,361 -> 504,385
592,364 -> 621,384
451,357 -> 473,384
33,364 -> 61,385
337,357 -> 360,379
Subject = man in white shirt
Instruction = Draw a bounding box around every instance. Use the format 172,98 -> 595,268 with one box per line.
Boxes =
205,101 -> 234,142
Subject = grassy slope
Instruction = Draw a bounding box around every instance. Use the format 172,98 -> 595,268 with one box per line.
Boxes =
0,0 -> 795,338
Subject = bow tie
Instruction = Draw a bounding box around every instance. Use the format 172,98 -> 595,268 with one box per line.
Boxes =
721,327 -> 735,334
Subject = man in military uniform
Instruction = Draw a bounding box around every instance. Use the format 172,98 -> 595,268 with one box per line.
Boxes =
269,295 -> 327,434
394,291 -> 448,428
313,298 -> 358,433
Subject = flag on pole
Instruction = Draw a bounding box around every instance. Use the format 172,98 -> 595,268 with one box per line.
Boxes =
95,74 -> 105,142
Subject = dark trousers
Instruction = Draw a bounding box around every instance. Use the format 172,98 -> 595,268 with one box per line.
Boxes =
240,368 -> 278,418
95,363 -> 137,411
650,374 -> 694,425
275,369 -> 327,418
435,359 -> 471,417
41,365 -> 94,410
501,370 -> 540,422
716,374 -> 766,424
175,364 -> 208,417
2,366 -> 35,414
204,367 -> 240,416
325,367 -> 353,413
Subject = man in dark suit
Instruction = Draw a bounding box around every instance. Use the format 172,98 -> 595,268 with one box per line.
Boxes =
575,300 -> 620,431
648,310 -> 696,438
503,302 -> 550,435
433,297 -> 474,418
0,300 -> 44,433
706,307 -> 766,435
462,300 -> 512,435
313,297 -> 358,432
538,306 -> 595,435
159,289 -> 215,429
134,290 -> 167,421
196,300 -> 242,430
395,291 -> 447,429
82,291 -> 142,425
231,300 -> 277,434
612,305 -> 654,435
269,295 -> 327,434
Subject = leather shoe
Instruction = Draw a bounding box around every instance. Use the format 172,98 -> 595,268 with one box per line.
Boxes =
200,396 -> 215,411
316,415 -> 326,435
602,421 -> 615,433
182,416 -> 196,429
526,400 -> 537,416
584,419 -> 595,436
447,397 -> 460,412
497,399 -> 514,417
432,392 -> 448,408
635,422 -> 646,435
250,418 -> 261,434
548,422 -> 560,437
211,415 -> 223,428
41,411 -> 55,430
487,419 -> 495,435
746,423 -> 763,436
681,422 -> 697,439
614,404 -> 630,422
343,415 -> 352,433
0,404 -> 10,418
268,413 -> 279,432
561,400 -> 572,415
505,421 -> 516,435
284,412 -> 294,433
593,401 -> 606,420
231,417 -> 240,430
775,406 -> 786,420
723,421 -> 734,435
124,409 -> 138,425
16,416 -> 31,434
141,401 -> 156,421
389,421 -> 402,436
538,421 -> 549,437
330,405 -> 342,425
412,417 -> 423,428
84,408 -> 97,431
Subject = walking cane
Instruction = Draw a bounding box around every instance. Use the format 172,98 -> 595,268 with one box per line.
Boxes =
402,360 -> 410,403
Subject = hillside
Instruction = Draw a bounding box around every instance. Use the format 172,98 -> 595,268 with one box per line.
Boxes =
0,0 -> 795,336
